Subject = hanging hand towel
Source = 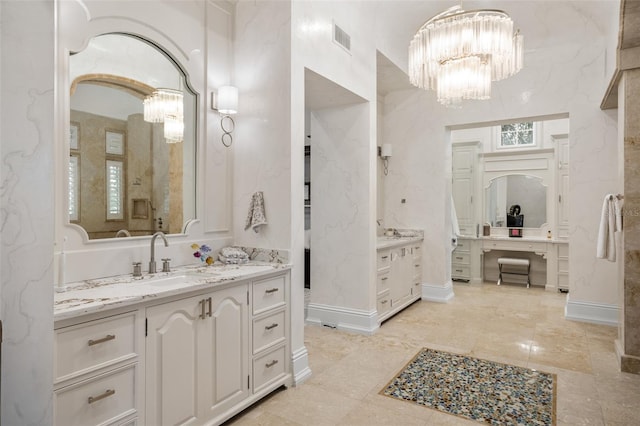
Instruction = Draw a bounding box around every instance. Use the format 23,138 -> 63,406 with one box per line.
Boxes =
450,195 -> 461,251
596,194 -> 623,262
245,191 -> 267,233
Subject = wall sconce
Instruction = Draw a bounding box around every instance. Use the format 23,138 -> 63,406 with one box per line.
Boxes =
211,85 -> 238,147
378,143 -> 392,175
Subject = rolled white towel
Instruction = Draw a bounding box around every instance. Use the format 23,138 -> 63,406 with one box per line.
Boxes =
218,254 -> 248,264
221,247 -> 249,259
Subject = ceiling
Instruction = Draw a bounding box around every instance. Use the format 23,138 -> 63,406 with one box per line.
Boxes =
304,1 -> 622,108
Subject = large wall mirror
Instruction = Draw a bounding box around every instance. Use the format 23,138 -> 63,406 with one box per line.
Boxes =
69,33 -> 196,239
485,175 -> 547,228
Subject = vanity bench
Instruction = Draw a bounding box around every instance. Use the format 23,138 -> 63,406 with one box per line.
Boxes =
497,257 -> 531,288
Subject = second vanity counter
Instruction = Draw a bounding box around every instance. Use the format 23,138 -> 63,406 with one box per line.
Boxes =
54,261 -> 291,322
376,235 -> 424,250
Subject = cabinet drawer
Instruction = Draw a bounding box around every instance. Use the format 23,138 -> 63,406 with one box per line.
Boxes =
253,310 -> 286,354
452,265 -> 470,279
55,312 -> 136,383
253,275 -> 286,314
377,290 -> 391,317
253,345 -> 286,393
558,258 -> 569,273
413,262 -> 422,280
55,364 -> 137,426
377,271 -> 390,292
377,249 -> 391,270
455,239 -> 470,252
558,243 -> 569,257
452,252 -> 470,265
558,272 -> 569,288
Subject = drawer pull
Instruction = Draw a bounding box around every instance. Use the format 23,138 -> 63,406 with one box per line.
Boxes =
265,359 -> 279,368
455,256 -> 463,260
265,288 -> 279,294
88,389 -> 115,404
199,299 -> 206,320
381,256 -> 389,259
381,277 -> 388,281
415,264 -> 420,267
265,323 -> 279,330
87,334 -> 115,346
455,269 -> 463,273
381,300 -> 388,304
207,297 -> 212,318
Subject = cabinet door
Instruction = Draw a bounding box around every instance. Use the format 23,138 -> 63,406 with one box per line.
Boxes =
200,285 -> 249,419
452,175 -> 474,231
146,295 -> 202,426
390,247 -> 413,306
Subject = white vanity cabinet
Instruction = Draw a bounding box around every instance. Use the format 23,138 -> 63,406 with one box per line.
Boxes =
54,269 -> 292,426
145,284 -> 249,425
54,311 -> 141,426
377,240 -> 423,323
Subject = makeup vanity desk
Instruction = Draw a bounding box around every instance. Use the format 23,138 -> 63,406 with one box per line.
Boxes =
480,236 -> 568,291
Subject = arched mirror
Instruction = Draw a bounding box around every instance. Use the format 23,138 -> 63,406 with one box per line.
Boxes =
68,33 -> 196,239
485,175 -> 547,228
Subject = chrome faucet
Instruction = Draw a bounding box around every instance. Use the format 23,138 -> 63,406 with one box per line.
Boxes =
149,231 -> 169,274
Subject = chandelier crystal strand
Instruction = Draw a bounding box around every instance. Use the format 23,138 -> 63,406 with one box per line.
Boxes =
409,6 -> 523,106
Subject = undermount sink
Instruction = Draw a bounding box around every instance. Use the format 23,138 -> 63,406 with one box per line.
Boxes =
140,272 -> 207,287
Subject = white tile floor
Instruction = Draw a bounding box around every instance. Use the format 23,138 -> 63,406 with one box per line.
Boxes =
226,283 -> 640,425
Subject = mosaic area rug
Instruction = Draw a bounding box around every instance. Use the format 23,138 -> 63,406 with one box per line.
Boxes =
381,348 -> 556,425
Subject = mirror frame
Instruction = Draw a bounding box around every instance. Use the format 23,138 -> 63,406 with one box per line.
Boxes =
64,32 -> 199,243
484,174 -> 549,229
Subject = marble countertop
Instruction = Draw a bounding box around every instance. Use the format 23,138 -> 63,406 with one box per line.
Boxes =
377,235 -> 424,250
54,262 -> 291,322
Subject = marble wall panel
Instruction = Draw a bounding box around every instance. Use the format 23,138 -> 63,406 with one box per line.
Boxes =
309,104 -> 373,311
1,1 -> 55,423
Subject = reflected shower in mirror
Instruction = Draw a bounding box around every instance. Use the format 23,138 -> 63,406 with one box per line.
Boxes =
485,175 -> 547,228
69,34 -> 196,239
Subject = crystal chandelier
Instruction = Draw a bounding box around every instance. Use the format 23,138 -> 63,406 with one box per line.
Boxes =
408,5 -> 523,106
143,88 -> 184,142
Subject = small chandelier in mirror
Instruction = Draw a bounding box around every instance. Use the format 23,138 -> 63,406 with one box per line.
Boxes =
143,88 -> 184,143
409,5 -> 523,107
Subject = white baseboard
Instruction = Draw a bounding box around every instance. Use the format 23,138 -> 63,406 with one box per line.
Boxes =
421,281 -> 455,303
565,297 -> 618,326
291,346 -> 312,386
305,303 -> 379,335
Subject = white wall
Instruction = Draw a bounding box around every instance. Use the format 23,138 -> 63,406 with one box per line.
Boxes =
381,30 -> 619,315
1,1 -> 55,423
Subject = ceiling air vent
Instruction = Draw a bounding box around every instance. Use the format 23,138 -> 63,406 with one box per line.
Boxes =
333,22 -> 351,53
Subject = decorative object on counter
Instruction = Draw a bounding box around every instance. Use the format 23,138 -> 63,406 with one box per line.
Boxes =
192,243 -> 214,265
245,191 -> 267,233
385,228 -> 396,237
218,247 -> 249,265
508,228 -> 522,238
483,224 -> 491,236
